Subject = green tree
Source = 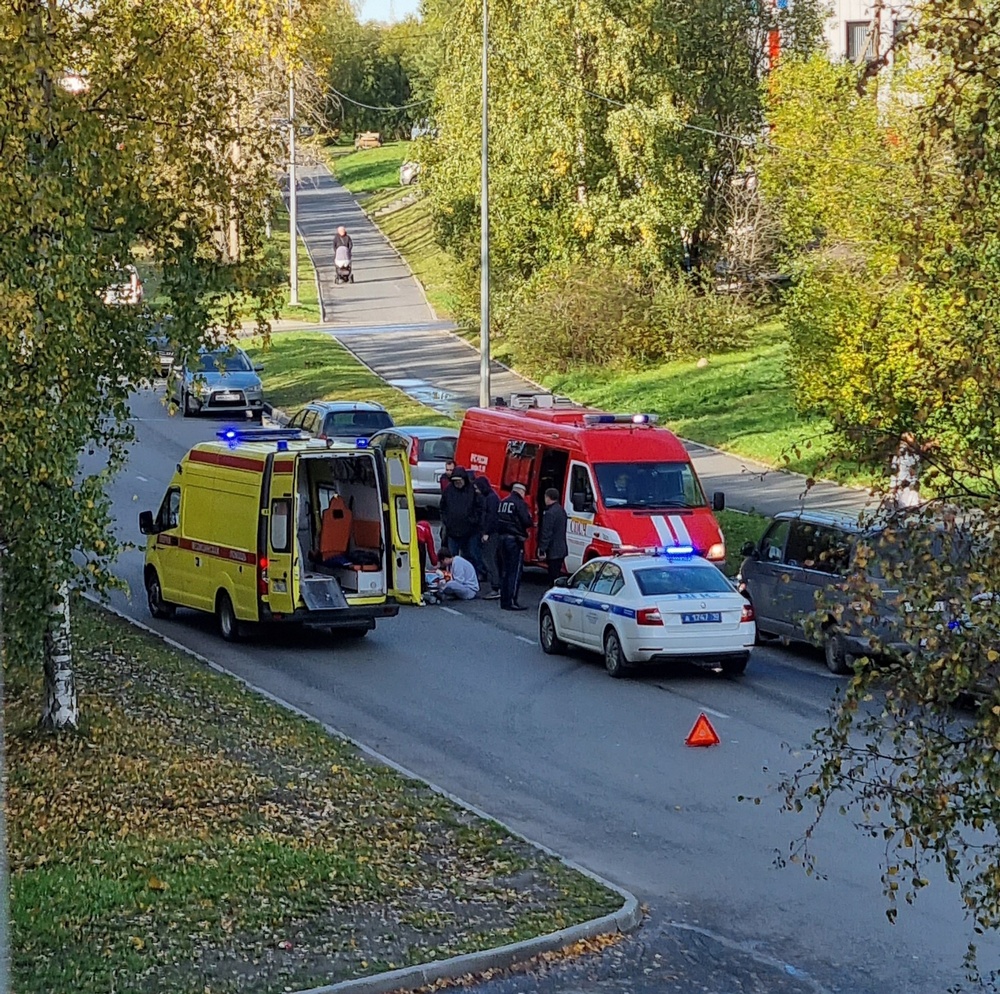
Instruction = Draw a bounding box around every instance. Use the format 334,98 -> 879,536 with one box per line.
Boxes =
761,25 -> 1000,971
0,0 -> 306,728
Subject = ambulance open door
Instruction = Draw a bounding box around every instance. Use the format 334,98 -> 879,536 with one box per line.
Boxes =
382,444 -> 422,605
264,457 -> 297,616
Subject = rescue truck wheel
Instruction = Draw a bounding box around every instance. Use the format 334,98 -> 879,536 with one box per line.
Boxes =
603,627 -> 628,679
539,608 -> 566,655
217,591 -> 243,642
145,570 -> 176,620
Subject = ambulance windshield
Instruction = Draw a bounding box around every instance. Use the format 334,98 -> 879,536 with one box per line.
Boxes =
594,462 -> 706,509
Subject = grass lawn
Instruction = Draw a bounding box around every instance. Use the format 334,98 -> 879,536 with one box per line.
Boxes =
9,601 -> 621,994
265,202 -> 321,323
325,142 -> 409,197
717,508 -> 769,576
244,331 -> 457,426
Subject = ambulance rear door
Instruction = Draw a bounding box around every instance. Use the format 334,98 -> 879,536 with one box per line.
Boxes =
381,443 -> 422,604
264,452 -> 297,615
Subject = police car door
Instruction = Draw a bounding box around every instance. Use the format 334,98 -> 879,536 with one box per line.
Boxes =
381,443 -> 422,604
565,462 -> 598,572
558,559 -> 604,644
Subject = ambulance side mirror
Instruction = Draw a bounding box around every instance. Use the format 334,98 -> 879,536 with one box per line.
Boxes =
712,491 -> 726,512
138,510 -> 156,535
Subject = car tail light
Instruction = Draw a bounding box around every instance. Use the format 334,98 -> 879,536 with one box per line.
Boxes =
318,433 -> 327,441
410,438 -> 420,465
740,602 -> 755,623
258,556 -> 269,596
637,607 -> 663,626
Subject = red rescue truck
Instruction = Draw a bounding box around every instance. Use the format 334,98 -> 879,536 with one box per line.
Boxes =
454,402 -> 727,572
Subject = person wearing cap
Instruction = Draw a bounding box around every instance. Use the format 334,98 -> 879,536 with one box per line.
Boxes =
497,481 -> 533,611
439,467 -> 483,572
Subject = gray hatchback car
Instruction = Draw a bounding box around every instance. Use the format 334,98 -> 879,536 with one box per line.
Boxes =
737,510 -> 909,673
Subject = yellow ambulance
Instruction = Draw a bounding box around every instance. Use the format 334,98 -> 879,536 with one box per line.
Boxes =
138,427 -> 422,640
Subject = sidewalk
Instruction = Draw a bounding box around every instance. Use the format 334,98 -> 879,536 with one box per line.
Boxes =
287,168 -> 871,519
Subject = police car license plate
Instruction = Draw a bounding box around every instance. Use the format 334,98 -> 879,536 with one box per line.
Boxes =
681,612 -> 722,624
217,391 -> 239,401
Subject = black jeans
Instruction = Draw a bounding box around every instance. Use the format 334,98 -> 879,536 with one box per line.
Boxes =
545,557 -> 566,585
498,536 -> 525,609
480,533 -> 501,591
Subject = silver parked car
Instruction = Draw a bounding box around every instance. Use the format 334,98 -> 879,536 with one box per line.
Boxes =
370,426 -> 458,509
169,347 -> 264,421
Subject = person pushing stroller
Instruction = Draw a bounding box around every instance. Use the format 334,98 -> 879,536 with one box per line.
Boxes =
333,225 -> 354,284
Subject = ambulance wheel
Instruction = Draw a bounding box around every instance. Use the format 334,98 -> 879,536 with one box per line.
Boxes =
539,608 -> 566,655
603,628 -> 628,679
335,625 -> 370,638
145,570 -> 176,620
217,591 -> 243,642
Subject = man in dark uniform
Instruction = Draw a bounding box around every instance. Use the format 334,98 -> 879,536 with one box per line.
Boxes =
497,481 -> 533,611
537,487 -> 568,585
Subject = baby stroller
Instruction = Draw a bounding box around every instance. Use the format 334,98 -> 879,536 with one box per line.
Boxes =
334,245 -> 354,284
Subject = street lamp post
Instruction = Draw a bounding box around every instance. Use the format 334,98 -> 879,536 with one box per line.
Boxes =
287,2 -> 299,306
479,0 -> 491,408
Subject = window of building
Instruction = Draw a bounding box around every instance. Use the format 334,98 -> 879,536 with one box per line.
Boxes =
846,20 -> 873,63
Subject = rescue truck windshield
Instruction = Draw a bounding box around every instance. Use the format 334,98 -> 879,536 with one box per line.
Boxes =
594,461 -> 706,510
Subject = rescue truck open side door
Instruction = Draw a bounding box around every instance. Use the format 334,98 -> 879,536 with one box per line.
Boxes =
381,444 -> 422,605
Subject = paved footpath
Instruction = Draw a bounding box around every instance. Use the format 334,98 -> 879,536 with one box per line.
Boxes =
288,165 -> 870,519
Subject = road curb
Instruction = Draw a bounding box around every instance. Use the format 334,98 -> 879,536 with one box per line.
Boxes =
86,594 -> 644,994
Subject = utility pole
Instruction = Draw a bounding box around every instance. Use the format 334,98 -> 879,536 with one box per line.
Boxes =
479,0 -> 491,408
288,0 -> 299,306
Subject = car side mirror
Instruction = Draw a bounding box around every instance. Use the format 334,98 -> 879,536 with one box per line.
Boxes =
740,540 -> 756,558
253,364 -> 264,373
552,576 -> 569,588
712,491 -> 726,512
571,491 -> 585,513
139,510 -> 156,535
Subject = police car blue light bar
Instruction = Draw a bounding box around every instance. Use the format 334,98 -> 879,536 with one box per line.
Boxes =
582,413 -> 659,426
612,544 -> 694,557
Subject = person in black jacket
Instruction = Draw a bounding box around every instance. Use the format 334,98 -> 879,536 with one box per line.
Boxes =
474,476 -> 502,599
439,468 -> 483,573
497,481 -> 533,610
537,487 -> 569,585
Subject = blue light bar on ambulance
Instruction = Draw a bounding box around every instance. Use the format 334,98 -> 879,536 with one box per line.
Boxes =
582,413 -> 659,426
216,427 -> 307,447
355,437 -> 370,449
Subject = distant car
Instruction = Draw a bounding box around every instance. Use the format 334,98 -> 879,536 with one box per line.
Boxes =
146,315 -> 176,378
538,547 -> 755,678
370,426 -> 458,509
169,347 -> 264,421
102,264 -> 143,306
287,401 -> 394,441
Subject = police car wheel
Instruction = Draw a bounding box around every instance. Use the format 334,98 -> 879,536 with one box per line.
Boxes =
604,628 -> 628,679
539,608 -> 566,655
146,571 -> 176,620
217,591 -> 243,642
721,653 -> 749,677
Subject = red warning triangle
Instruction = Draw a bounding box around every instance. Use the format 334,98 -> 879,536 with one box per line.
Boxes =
685,712 -> 721,747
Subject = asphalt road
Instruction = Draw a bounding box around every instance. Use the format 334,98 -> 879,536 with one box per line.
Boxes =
85,388 -> 1000,994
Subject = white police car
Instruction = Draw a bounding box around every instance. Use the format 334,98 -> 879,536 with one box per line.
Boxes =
537,546 -> 756,678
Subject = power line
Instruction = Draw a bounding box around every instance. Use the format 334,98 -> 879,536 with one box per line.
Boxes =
328,84 -> 432,112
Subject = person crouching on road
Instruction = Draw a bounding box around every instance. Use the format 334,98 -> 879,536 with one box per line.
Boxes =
437,551 -> 480,600
537,487 -> 568,585
497,481 -> 533,611
475,476 -> 502,600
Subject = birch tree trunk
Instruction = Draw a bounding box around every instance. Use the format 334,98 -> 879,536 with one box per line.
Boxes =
40,582 -> 77,731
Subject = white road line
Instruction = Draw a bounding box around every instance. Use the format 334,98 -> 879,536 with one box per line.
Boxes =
515,635 -> 535,645
439,606 -> 462,617
697,705 -> 730,720
136,475 -> 148,482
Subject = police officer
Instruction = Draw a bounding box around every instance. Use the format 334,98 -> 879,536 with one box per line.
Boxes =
497,481 -> 533,611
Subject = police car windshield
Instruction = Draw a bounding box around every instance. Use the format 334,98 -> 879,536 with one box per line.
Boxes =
192,350 -> 251,373
635,565 -> 733,596
594,462 -> 706,509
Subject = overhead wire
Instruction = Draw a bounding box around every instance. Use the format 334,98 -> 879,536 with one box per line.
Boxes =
327,84 -> 432,112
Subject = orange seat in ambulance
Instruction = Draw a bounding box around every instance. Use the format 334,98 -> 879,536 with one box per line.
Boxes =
454,402 -> 727,573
